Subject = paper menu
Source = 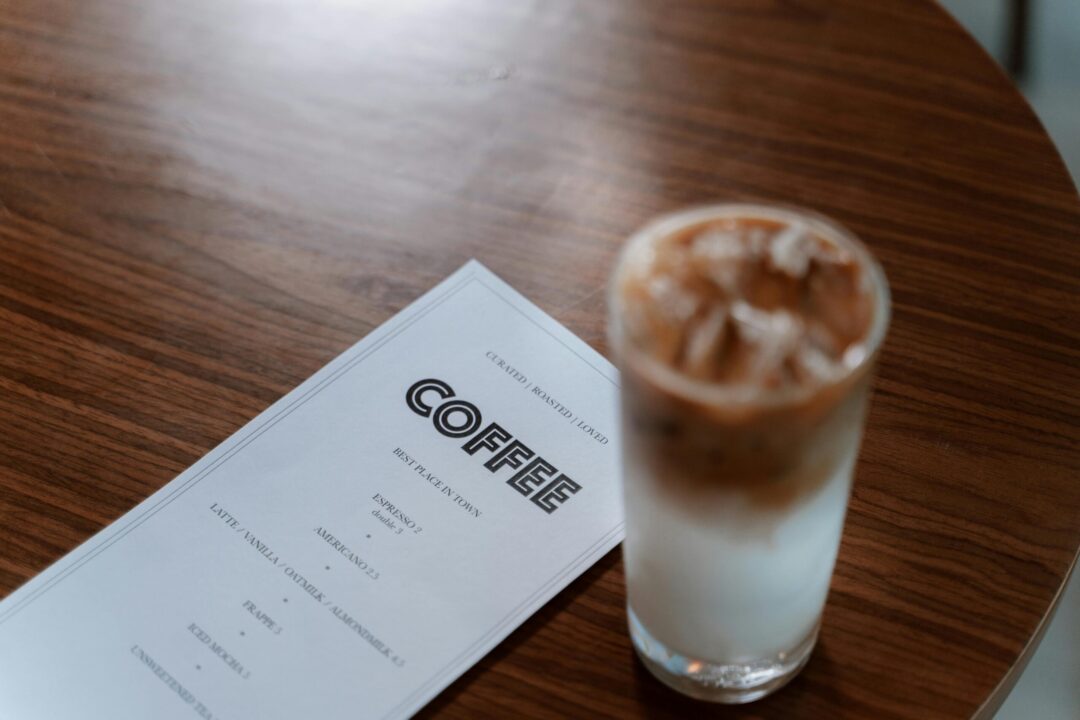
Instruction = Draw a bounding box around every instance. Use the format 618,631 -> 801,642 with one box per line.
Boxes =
0,261 -> 624,720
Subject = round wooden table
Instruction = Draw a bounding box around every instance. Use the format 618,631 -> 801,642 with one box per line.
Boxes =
1,0 -> 1078,717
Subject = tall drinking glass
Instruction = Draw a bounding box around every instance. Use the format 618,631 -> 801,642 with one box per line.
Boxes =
608,203 -> 890,703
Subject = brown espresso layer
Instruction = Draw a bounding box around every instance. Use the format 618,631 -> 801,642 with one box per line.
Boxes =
615,213 -> 878,508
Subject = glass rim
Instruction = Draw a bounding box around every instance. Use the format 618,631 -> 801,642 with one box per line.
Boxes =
607,202 -> 892,409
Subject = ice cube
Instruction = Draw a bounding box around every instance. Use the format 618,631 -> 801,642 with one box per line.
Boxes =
729,301 -> 802,384
690,229 -> 747,295
794,344 -> 840,383
647,275 -> 699,322
769,223 -> 812,278
682,306 -> 729,377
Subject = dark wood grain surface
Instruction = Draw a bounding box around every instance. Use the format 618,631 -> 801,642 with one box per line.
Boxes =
1,0 -> 1078,717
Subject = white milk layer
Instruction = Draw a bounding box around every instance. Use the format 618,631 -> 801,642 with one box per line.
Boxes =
622,446 -> 857,663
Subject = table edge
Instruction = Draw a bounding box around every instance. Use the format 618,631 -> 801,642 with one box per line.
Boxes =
972,546 -> 1080,719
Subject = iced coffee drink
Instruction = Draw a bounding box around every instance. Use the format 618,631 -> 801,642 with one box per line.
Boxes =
609,204 -> 889,703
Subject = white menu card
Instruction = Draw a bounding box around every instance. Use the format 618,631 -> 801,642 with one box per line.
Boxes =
0,261 -> 624,720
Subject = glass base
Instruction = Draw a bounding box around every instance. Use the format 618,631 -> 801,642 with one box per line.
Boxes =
628,605 -> 819,704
